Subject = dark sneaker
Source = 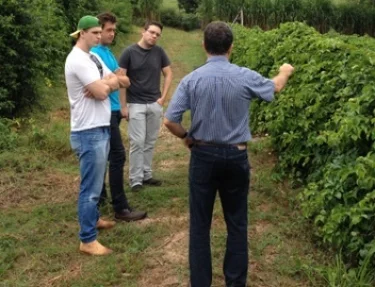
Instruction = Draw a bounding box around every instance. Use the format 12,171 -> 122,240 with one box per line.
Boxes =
131,184 -> 143,192
115,208 -> 147,222
143,178 -> 162,186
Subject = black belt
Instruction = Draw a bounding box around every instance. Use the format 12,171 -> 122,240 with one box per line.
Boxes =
193,141 -> 247,150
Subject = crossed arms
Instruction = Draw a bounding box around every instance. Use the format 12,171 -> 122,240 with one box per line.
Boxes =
84,68 -> 130,101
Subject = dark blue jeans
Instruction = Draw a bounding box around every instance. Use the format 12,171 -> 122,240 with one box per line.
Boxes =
189,145 -> 250,287
100,111 -> 130,212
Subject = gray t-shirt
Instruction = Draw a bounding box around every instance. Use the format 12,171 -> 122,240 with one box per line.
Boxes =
119,44 -> 171,104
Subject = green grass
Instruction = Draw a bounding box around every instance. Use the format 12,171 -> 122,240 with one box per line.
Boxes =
0,25 -> 350,287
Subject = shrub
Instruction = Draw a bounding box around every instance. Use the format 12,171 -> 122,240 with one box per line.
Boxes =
180,13 -> 200,31
55,0 -> 100,36
100,0 -> 133,34
160,7 -> 182,28
231,22 -> 375,265
0,0 -> 68,117
160,8 -> 199,31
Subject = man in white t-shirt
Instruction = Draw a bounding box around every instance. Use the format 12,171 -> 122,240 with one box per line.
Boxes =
65,15 -> 127,256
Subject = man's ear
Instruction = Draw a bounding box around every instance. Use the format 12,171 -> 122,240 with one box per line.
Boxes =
228,44 -> 234,56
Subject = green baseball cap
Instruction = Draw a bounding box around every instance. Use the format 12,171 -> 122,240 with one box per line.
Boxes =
70,15 -> 101,38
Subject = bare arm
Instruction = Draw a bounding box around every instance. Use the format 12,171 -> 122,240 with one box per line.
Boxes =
84,74 -> 120,101
84,80 -> 111,101
163,118 -> 193,149
272,63 -> 294,93
157,66 -> 173,106
118,68 -> 129,120
102,73 -> 120,91
120,88 -> 128,120
115,68 -> 131,88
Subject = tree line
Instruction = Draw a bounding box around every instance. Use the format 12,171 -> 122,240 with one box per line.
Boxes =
0,0 -> 132,118
2,0 -> 375,118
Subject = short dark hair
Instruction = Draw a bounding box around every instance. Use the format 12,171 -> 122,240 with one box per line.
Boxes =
204,21 -> 233,55
97,12 -> 117,28
144,20 -> 163,32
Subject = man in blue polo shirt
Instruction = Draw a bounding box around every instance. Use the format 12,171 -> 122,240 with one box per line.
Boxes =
91,12 -> 147,222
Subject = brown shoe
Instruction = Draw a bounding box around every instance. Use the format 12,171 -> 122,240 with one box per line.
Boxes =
79,240 -> 113,255
96,218 -> 116,230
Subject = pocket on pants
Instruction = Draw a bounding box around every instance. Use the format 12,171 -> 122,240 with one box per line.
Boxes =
153,101 -> 163,118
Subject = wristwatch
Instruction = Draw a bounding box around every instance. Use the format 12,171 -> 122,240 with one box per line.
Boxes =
181,131 -> 188,139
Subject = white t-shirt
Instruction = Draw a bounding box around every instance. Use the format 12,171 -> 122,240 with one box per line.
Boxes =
65,47 -> 112,132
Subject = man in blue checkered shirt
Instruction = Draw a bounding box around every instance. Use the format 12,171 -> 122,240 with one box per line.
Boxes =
164,21 -> 294,287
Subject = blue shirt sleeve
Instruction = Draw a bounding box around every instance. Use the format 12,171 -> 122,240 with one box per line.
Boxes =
244,68 -> 275,102
165,80 -> 190,123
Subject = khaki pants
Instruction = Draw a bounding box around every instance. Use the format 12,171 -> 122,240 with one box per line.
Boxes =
128,102 -> 163,187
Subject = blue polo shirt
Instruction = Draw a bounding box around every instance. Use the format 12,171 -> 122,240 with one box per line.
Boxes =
91,44 -> 121,111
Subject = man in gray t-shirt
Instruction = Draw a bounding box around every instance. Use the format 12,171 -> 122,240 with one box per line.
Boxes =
119,20 -> 172,191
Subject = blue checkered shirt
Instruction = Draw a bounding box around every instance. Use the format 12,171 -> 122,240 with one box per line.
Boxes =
165,56 -> 275,144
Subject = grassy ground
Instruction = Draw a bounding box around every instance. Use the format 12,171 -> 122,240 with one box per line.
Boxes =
0,26 -> 332,287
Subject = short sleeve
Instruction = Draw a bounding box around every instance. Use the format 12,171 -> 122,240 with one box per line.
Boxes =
118,47 -> 131,70
165,80 -> 190,123
245,69 -> 275,102
160,47 -> 171,68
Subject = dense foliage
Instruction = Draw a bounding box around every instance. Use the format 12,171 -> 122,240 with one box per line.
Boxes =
197,0 -> 375,36
131,0 -> 163,21
178,0 -> 200,13
0,0 -> 69,117
99,0 -> 133,33
231,22 -> 375,265
160,8 -> 200,31
0,0 -> 132,118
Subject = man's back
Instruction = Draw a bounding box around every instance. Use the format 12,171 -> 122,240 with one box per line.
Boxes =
166,56 -> 274,144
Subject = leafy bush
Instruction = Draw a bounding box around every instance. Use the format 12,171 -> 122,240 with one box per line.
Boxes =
180,13 -> 200,31
160,8 -> 182,28
231,22 -> 375,265
178,0 -> 200,13
160,8 -> 199,31
55,0 -> 100,36
100,0 -> 133,33
0,0 -> 68,117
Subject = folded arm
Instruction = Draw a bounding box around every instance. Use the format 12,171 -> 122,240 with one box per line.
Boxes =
85,74 -> 120,100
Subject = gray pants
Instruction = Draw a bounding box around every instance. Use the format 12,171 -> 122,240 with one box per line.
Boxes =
128,102 -> 163,187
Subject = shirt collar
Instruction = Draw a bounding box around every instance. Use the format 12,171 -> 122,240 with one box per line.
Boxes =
206,55 -> 229,63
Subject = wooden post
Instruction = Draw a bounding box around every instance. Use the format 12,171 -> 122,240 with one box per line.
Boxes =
240,8 -> 244,26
